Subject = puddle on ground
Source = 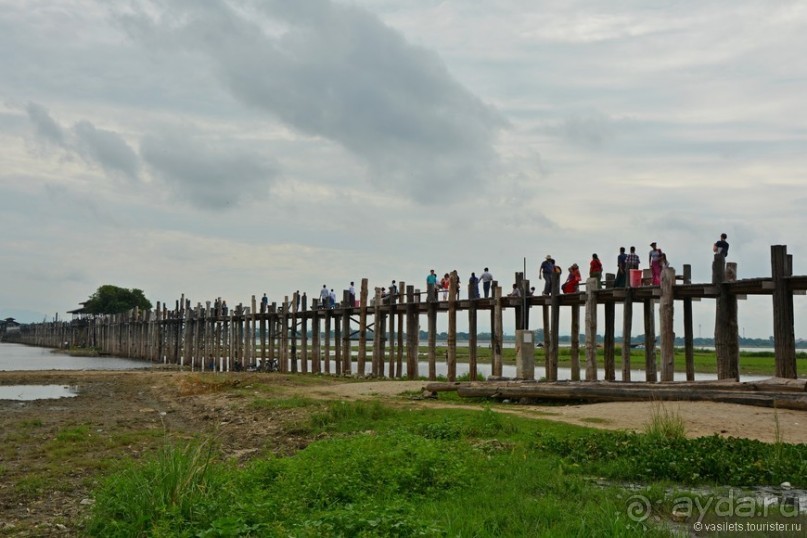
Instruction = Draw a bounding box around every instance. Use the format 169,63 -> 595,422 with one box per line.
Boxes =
0,385 -> 79,401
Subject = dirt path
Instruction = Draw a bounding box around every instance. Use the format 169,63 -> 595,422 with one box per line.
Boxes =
1,370 -> 806,536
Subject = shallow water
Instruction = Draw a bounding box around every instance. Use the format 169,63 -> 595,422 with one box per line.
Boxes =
0,384 -> 79,400
0,343 -> 153,371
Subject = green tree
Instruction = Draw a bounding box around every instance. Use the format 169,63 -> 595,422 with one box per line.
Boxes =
84,285 -> 152,315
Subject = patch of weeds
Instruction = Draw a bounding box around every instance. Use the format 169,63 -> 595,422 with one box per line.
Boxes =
54,424 -> 92,443
19,418 -> 44,428
87,437 -> 231,537
15,473 -> 50,498
309,400 -> 394,431
535,429 -> 807,487
644,400 -> 686,442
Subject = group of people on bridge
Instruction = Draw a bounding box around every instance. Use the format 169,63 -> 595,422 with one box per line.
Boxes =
259,234 -> 729,308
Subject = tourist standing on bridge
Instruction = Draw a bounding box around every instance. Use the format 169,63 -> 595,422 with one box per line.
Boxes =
426,270 -> 438,301
261,293 -> 268,310
480,267 -> 494,298
319,285 -> 329,308
590,254 -> 603,289
615,247 -> 627,288
439,273 -> 450,300
625,247 -> 640,272
713,233 -> 729,257
468,272 -> 480,299
649,242 -> 663,285
348,282 -> 356,306
539,255 -> 555,295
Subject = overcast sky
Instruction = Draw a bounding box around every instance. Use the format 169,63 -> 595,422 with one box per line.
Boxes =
2,0 -> 806,341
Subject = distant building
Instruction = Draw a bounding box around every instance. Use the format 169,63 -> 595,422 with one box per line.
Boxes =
0,317 -> 21,339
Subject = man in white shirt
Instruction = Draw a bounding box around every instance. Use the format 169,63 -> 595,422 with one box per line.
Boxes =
480,268 -> 494,298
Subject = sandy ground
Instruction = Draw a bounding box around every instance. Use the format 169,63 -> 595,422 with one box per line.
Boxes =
1,370 -> 805,536
309,379 -> 807,444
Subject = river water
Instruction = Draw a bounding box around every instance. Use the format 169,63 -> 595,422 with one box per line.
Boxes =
0,343 -> 153,371
0,342 -> 769,382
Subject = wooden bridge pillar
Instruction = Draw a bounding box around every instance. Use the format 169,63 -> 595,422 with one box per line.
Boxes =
427,281 -> 437,381
585,277 -> 598,381
771,245 -> 797,378
492,283 -> 504,378
714,254 -> 739,380
682,264 -> 694,381
342,290 -> 352,375
621,289 -> 633,382
570,300 -> 581,381
406,286 -> 418,380
660,267 -> 676,382
358,279 -> 368,376
643,299 -> 657,382
547,272 -> 560,381
447,271 -> 458,381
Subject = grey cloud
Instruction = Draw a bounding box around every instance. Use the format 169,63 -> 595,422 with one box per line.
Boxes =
25,102 -> 66,146
25,102 -> 139,181
140,131 -> 278,210
119,0 -> 505,203
72,120 -> 140,181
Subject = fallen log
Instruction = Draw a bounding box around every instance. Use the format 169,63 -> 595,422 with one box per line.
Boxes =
453,383 -> 807,411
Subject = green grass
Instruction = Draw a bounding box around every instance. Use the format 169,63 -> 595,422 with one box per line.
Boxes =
86,401 -> 807,537
249,395 -> 320,410
359,345 -> 803,376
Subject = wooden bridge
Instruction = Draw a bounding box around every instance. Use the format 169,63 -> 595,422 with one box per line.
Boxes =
9,246 -> 805,392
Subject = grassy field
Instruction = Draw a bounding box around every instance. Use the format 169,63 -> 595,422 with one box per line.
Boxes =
406,346 -> 807,377
85,394 -> 807,537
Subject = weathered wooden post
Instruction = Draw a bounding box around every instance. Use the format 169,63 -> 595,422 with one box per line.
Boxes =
427,282 -> 437,380
547,271 -> 560,381
358,279 -> 368,376
660,267 -> 676,382
621,289 -> 633,382
334,301 -> 342,376
311,299 -> 321,373
604,298 -> 615,381
290,292 -> 298,373
643,299 -> 657,382
771,245 -> 797,378
266,303 -> 276,372
714,253 -> 739,380
447,271 -> 458,381
492,283 -> 504,378
301,294 -> 309,373
324,306 -> 332,375
260,297 -> 267,368
585,277 -> 598,381
542,304 -> 550,352
372,287 -> 383,377
396,282 -> 404,378
406,286 -> 418,380
342,290 -> 352,375
682,264 -> 694,381
388,282 -> 397,378
570,300 -> 581,381
468,283 -> 478,381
